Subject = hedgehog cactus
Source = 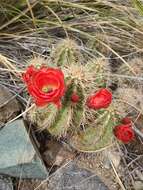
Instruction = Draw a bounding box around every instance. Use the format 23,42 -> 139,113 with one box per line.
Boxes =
27,38 -> 119,152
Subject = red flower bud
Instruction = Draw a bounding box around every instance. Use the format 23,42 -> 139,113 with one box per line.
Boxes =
121,117 -> 132,125
71,93 -> 79,103
114,124 -> 135,143
86,88 -> 112,110
22,65 -> 65,107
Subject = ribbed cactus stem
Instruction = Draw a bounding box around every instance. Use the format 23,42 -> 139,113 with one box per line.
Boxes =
71,80 -> 85,130
47,79 -> 75,137
70,109 -> 116,152
28,103 -> 58,131
48,79 -> 85,137
52,39 -> 82,67
84,59 -> 110,89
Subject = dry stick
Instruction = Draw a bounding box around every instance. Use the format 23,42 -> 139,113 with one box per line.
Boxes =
42,0 -> 100,13
0,54 -> 23,77
127,155 -> 142,167
0,1 -> 38,31
70,28 -> 136,75
110,159 -> 126,190
133,125 -> 143,139
0,54 -> 18,71
26,0 -> 37,28
34,160 -> 73,190
0,68 -> 24,73
36,19 -> 136,75
6,104 -> 35,125
43,4 -> 69,39
108,73 -> 143,81
116,143 -> 135,187
0,87 -> 25,108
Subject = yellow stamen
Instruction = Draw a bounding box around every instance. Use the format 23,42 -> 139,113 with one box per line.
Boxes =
42,86 -> 52,93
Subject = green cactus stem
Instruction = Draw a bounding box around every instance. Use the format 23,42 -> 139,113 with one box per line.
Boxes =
47,79 -> 74,137
28,103 -> 58,131
48,79 -> 85,137
28,78 -> 85,137
51,39 -> 82,67
71,80 -> 85,130
70,109 -> 117,152
83,59 -> 111,92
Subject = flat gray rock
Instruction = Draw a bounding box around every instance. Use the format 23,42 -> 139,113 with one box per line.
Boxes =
48,162 -> 109,190
0,119 -> 48,179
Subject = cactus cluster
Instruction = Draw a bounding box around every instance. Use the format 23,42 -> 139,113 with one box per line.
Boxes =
27,39 -> 120,152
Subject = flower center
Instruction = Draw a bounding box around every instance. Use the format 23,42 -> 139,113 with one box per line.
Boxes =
42,86 -> 53,93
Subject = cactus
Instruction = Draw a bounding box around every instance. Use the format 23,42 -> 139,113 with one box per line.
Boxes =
70,108 -> 118,152
28,103 -> 58,131
28,57 -> 49,69
51,39 -> 82,67
83,58 -> 111,90
27,38 -> 118,152
71,80 -> 85,130
28,78 -> 85,137
47,79 -> 75,137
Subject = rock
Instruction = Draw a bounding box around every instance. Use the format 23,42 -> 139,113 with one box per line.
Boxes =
43,140 -> 75,167
108,151 -> 121,169
48,162 -> 109,190
0,119 -> 48,179
0,176 -> 13,190
134,181 -> 143,190
15,179 -> 48,190
135,170 -> 143,181
103,150 -> 121,169
0,85 -> 20,123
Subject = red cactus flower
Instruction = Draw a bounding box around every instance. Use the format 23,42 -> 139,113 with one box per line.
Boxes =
86,88 -> 112,110
71,93 -> 79,103
22,66 -> 65,107
121,117 -> 132,125
114,124 -> 135,143
22,65 -> 37,83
